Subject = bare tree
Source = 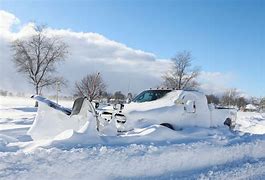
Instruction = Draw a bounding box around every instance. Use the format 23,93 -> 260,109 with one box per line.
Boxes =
113,91 -> 126,103
11,25 -> 68,103
220,88 -> 247,107
206,94 -> 220,104
235,96 -> 247,109
74,72 -> 106,101
220,88 -> 249,109
249,96 -> 259,106
220,89 -> 238,106
162,51 -> 200,90
260,97 -> 265,112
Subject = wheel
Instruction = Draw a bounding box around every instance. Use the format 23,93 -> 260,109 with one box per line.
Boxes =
160,123 -> 174,130
224,118 -> 232,127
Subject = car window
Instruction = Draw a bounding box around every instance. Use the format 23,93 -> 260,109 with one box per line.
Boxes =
134,91 -> 152,102
132,90 -> 171,103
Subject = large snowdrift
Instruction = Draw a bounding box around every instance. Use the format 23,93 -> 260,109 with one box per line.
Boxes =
235,112 -> 265,134
1,132 -> 265,179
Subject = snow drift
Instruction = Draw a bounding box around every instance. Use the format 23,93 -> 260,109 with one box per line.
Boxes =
26,90 -> 237,149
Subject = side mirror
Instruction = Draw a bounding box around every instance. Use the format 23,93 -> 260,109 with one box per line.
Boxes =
94,102 -> 99,109
184,100 -> 196,113
126,98 -> 132,104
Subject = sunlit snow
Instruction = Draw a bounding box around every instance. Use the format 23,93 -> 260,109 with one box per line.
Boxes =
0,96 -> 265,179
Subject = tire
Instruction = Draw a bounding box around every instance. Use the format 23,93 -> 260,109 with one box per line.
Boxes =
160,123 -> 174,130
224,118 -> 232,127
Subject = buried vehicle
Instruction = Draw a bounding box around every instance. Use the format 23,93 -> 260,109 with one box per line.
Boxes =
100,89 -> 237,132
28,90 -> 236,141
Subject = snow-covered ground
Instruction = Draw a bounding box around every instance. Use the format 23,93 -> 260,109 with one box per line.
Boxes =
0,96 -> 265,179
235,111 -> 265,135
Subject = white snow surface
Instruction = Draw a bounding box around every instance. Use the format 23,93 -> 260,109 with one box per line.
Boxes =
0,96 -> 265,179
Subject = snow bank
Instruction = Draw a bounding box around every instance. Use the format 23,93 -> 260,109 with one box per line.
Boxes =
0,95 -> 73,109
0,96 -> 35,108
27,99 -> 96,141
1,135 -> 265,179
0,134 -> 18,152
236,112 -> 265,134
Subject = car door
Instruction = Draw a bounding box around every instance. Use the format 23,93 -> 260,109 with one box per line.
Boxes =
184,100 -> 196,113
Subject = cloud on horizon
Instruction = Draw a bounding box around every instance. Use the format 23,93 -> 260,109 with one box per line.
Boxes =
0,10 -> 239,96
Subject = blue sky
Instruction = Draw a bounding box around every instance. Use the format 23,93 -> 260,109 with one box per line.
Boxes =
0,0 -> 264,96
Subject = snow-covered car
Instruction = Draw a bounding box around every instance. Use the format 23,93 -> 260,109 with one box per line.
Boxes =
99,89 -> 237,132
28,90 -> 236,141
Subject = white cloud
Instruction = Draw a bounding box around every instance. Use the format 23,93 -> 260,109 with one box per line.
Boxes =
198,71 -> 250,98
0,10 -> 237,96
198,71 -> 234,95
0,10 -> 19,33
45,28 -> 174,93
0,11 -> 173,95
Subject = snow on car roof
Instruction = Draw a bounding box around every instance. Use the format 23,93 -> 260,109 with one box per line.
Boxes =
124,90 -> 185,112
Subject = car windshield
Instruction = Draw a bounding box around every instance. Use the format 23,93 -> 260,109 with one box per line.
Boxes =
132,90 -> 172,103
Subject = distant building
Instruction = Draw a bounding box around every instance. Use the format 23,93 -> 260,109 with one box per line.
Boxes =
245,104 -> 258,112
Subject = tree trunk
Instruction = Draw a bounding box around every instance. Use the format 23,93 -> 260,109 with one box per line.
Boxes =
35,101 -> 38,107
35,85 -> 39,107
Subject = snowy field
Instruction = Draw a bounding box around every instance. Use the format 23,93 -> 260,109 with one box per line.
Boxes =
0,96 -> 265,179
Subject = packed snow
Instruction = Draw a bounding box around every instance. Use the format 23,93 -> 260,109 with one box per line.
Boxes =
0,95 -> 265,179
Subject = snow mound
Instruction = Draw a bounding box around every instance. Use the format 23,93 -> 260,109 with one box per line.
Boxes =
2,136 -> 265,179
0,134 -> 18,152
236,112 -> 265,134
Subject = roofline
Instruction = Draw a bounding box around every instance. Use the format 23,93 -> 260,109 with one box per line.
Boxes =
146,88 -> 201,92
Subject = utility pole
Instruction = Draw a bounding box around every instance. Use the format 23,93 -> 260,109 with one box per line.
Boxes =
56,81 -> 61,104
228,89 -> 232,108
